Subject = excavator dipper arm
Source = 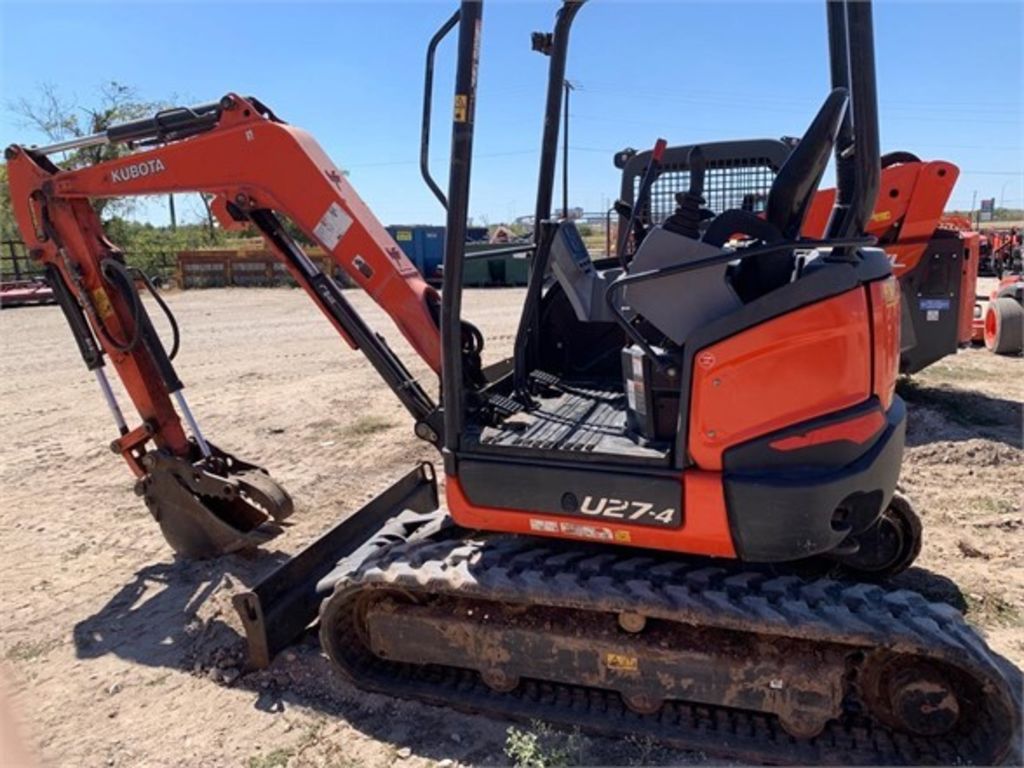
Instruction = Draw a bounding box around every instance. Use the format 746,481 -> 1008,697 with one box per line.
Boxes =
4,94 -> 448,557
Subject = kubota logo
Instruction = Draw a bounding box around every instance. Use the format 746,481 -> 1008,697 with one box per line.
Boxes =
111,158 -> 166,184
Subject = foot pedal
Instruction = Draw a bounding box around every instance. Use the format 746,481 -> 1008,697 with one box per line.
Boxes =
486,393 -> 524,418
529,370 -> 561,394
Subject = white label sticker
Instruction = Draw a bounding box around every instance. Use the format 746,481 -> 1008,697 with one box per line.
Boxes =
313,202 -> 352,250
631,354 -> 644,378
926,309 -> 939,322
530,519 -> 559,533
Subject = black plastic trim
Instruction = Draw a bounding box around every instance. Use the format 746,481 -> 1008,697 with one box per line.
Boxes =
724,396 -> 905,562
458,457 -> 683,529
724,397 -> 885,474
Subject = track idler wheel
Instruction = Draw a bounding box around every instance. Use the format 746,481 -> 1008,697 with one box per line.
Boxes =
861,655 -> 964,738
622,692 -> 664,716
832,492 -> 922,580
137,443 -> 293,558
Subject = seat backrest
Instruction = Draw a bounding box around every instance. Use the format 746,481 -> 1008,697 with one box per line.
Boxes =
720,89 -> 850,302
765,88 -> 849,239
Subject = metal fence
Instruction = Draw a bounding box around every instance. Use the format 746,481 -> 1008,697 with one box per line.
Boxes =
1,240 -> 182,285
176,249 -> 351,289
0,240 -> 42,282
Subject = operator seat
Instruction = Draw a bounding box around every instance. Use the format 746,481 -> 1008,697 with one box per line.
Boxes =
622,88 -> 850,346
547,89 -> 850,349
708,87 -> 850,301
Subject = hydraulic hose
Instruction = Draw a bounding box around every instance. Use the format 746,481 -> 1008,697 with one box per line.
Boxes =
98,259 -> 181,361
98,259 -> 144,354
132,266 -> 180,360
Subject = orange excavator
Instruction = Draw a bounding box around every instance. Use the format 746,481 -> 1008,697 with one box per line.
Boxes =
4,1 -> 1020,763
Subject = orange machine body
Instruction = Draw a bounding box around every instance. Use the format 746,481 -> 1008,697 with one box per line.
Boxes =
448,277 -> 901,558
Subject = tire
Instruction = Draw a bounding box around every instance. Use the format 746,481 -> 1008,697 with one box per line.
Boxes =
984,297 -> 1024,355
830,492 -> 923,581
880,151 -> 921,168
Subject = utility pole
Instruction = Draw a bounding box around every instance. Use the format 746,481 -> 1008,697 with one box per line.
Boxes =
999,178 -> 1014,209
168,194 -> 177,232
562,79 -> 575,219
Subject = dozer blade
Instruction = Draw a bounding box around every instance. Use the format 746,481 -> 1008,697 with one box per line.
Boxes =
233,463 -> 445,668
138,442 -> 294,559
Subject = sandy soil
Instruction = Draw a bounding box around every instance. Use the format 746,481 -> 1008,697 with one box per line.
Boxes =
0,284 -> 1021,768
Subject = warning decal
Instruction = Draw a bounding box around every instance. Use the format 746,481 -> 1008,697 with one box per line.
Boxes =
559,522 -> 613,541
313,202 -> 352,251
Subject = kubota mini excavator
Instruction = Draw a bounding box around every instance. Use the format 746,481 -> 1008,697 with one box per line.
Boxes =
5,1 -> 1020,763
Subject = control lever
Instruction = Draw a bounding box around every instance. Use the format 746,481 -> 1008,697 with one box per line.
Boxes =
664,145 -> 707,240
620,138 -> 667,268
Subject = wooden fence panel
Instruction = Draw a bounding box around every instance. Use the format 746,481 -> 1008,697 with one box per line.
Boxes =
177,249 -> 351,289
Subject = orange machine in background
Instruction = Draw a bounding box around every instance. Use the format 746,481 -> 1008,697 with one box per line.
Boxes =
804,153 -> 979,373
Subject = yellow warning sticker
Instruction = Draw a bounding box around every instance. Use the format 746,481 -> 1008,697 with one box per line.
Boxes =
871,210 -> 892,223
395,230 -> 413,242
605,653 -> 638,672
454,94 -> 468,123
91,288 -> 113,320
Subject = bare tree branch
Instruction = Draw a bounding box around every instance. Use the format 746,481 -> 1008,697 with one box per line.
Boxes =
8,81 -> 173,221
10,82 -> 81,141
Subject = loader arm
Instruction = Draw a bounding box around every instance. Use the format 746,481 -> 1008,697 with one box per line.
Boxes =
4,93 -> 449,557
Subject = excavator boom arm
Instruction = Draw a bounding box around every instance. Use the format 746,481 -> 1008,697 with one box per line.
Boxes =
4,93 -> 448,557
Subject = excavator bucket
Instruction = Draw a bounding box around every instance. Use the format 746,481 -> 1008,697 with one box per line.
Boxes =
233,463 -> 443,668
138,443 -> 295,559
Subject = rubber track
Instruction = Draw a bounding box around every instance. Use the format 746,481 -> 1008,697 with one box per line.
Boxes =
320,534 -> 1022,765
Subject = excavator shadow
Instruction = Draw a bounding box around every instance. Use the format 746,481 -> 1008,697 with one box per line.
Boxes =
900,379 -> 1023,449
71,554 -> 515,762
72,550 -> 290,670
234,644 -> 513,763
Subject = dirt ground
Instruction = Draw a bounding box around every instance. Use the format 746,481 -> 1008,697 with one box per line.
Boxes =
0,282 -> 1021,768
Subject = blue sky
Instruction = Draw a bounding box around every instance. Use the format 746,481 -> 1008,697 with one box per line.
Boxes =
2,1 -> 1021,227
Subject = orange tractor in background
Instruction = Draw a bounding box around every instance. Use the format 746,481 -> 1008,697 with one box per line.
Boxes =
973,273 -> 1024,355
978,227 -> 1022,276
804,153 -> 982,372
